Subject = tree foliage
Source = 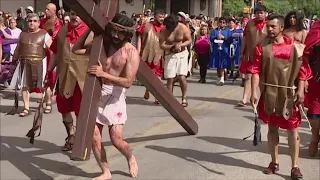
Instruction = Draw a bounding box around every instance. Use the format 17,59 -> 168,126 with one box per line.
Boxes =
222,0 -> 320,17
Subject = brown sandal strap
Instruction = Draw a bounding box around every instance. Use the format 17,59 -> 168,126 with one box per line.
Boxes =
263,162 -> 279,174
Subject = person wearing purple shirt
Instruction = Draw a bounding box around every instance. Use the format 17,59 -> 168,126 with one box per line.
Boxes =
0,16 -> 12,61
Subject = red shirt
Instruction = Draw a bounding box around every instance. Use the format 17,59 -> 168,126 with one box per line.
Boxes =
249,36 -> 312,80
136,22 -> 164,35
243,18 -> 266,37
50,22 -> 88,54
40,17 -> 63,40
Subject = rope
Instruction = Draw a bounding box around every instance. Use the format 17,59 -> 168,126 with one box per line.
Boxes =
298,104 -> 312,130
261,82 -> 297,89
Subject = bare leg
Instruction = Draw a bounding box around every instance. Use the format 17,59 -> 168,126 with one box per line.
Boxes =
240,73 -> 252,104
92,124 -> 112,180
177,75 -> 187,99
309,119 -> 320,156
44,87 -> 52,113
166,78 -> 174,93
268,124 -> 280,164
109,125 -> 138,177
217,68 -> 224,85
61,113 -> 75,151
287,128 -> 300,168
20,87 -> 30,116
263,124 -> 280,174
45,87 -> 52,104
143,88 -> 150,100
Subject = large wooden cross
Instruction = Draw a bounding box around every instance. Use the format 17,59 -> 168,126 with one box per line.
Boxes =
63,0 -> 198,161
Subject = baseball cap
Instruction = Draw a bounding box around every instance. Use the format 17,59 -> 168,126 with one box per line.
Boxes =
177,11 -> 187,19
25,6 -> 34,13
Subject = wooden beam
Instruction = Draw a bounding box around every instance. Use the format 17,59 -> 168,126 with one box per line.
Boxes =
63,0 -> 198,161
63,0 -> 117,161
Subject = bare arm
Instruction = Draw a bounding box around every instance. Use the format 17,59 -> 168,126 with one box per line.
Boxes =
301,29 -> 307,44
0,43 -> 2,61
240,36 -> 246,57
72,28 -> 92,55
179,26 -> 192,48
251,74 -> 259,95
136,35 -> 141,53
159,29 -> 174,51
0,29 -> 12,38
102,48 -> 140,88
45,37 -> 53,49
47,53 -> 56,72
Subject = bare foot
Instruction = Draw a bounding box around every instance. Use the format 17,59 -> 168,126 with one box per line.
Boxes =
92,172 -> 112,180
128,155 -> 138,178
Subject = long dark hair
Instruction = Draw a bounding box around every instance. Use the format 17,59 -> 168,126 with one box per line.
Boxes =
284,10 -> 305,31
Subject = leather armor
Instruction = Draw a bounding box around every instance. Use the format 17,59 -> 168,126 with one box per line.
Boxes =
56,26 -> 93,98
259,39 -> 305,120
141,23 -> 164,64
19,29 -> 47,62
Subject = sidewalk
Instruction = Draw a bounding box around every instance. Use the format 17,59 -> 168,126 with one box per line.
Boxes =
1,70 -> 319,180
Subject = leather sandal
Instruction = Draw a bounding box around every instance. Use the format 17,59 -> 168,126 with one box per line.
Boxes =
182,98 -> 188,107
236,101 -> 247,107
44,103 -> 52,114
144,91 -> 150,100
263,162 -> 279,174
19,108 -> 31,117
61,134 -> 75,151
291,167 -> 303,180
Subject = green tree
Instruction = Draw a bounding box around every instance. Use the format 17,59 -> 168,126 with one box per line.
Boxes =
222,0 -> 247,17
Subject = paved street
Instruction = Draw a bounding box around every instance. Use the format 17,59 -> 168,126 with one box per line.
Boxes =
1,70 -> 319,180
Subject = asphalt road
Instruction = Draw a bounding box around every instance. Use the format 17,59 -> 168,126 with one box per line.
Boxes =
1,70 -> 319,180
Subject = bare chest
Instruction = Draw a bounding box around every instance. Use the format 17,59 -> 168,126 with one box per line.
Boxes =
284,30 -> 303,43
102,49 -> 127,73
166,30 -> 183,44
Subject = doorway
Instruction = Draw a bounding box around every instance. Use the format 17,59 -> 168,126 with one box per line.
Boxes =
171,0 -> 190,14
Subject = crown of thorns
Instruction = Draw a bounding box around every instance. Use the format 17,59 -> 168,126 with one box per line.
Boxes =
108,21 -> 135,33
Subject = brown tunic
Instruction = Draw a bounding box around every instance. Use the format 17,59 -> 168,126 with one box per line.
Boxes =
259,39 -> 305,119
18,29 -> 47,88
55,26 -> 93,98
245,20 -> 267,60
141,23 -> 164,64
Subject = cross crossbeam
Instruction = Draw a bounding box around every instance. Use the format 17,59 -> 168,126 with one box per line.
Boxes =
62,0 -> 198,161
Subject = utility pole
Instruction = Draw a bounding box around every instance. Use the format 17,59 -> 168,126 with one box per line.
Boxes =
251,0 -> 255,19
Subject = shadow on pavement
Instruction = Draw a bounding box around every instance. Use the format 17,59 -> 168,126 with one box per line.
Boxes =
241,116 -> 317,159
102,132 -> 187,147
186,96 -> 239,105
146,137 -> 291,179
88,170 -> 131,178
126,96 -> 161,106
0,136 -> 91,179
0,105 -> 38,114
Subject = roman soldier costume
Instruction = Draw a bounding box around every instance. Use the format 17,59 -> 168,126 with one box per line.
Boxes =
47,22 -> 92,151
137,22 -> 164,103
239,18 -> 267,74
40,16 -> 63,92
303,21 -> 320,156
13,29 -> 47,89
138,22 -> 164,77
249,36 -> 311,129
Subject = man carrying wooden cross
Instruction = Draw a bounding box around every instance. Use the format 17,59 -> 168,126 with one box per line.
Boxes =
72,13 -> 139,179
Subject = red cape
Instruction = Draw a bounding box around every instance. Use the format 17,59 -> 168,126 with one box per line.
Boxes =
304,21 -> 320,52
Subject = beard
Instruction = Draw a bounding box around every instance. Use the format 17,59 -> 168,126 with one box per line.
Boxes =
103,34 -> 127,50
110,37 -> 127,48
